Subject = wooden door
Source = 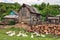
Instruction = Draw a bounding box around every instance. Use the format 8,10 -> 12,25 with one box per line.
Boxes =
30,14 -> 37,26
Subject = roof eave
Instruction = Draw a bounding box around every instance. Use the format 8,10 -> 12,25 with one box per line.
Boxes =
30,12 -> 41,15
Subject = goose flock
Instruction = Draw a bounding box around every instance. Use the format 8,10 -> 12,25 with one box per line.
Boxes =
6,31 -> 46,38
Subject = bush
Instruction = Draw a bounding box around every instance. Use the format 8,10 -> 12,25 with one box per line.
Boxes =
9,20 -> 16,25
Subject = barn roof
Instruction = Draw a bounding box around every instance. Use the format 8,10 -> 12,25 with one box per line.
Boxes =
19,4 -> 41,15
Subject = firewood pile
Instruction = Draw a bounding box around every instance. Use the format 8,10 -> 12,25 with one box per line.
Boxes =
27,24 -> 60,35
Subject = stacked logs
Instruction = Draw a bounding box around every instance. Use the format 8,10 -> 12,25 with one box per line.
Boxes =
28,24 -> 60,35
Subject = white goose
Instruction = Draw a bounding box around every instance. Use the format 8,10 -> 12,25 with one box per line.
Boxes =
22,33 -> 28,37
8,31 -> 15,36
31,34 -> 34,38
34,32 -> 40,37
6,31 -> 12,34
17,31 -> 22,36
41,34 -> 45,37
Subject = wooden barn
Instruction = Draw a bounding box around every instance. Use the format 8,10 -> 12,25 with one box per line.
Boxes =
18,4 -> 41,26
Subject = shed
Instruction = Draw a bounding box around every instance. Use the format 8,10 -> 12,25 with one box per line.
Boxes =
4,11 -> 18,19
47,17 -> 60,24
2,11 -> 18,24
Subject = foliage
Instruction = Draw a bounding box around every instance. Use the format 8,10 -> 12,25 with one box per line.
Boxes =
0,2 -> 21,20
0,2 -> 60,21
9,20 -> 16,25
32,3 -> 60,21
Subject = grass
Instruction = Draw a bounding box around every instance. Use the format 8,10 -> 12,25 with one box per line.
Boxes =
0,27 -> 60,40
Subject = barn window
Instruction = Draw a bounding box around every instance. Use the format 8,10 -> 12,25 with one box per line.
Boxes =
21,8 -> 26,16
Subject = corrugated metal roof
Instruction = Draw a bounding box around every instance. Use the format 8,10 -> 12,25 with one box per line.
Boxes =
56,15 -> 60,16
4,15 -> 18,19
48,17 -> 59,19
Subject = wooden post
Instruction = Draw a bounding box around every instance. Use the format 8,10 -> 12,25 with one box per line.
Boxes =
59,16 -> 60,24
30,13 -> 32,29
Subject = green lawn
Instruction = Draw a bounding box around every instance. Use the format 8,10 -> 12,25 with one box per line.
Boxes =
0,27 -> 60,40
